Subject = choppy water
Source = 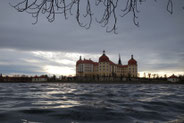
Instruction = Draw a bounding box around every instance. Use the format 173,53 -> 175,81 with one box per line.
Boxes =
0,83 -> 184,123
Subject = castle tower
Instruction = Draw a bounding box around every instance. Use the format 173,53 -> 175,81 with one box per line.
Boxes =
128,54 -> 138,77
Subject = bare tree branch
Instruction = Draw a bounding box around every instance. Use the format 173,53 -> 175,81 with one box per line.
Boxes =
167,0 -> 173,14
10,0 -> 181,33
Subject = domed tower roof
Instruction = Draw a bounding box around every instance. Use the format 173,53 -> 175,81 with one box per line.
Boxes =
128,55 -> 137,65
99,50 -> 110,62
76,56 -> 82,65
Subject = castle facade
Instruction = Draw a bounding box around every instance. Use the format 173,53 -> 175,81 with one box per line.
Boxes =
76,51 -> 138,78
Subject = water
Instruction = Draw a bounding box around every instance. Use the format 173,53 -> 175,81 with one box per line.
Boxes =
0,83 -> 184,123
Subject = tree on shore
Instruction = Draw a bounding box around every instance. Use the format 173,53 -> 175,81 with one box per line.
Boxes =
10,0 -> 183,33
148,73 -> 151,79
144,72 -> 146,78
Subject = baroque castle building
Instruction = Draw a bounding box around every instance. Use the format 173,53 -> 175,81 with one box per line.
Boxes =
76,51 -> 137,77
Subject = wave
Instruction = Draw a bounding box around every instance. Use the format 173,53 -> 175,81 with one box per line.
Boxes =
0,83 -> 184,123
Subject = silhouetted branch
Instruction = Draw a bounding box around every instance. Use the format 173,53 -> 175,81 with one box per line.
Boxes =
167,0 -> 173,14
10,0 -> 180,33
95,0 -> 118,33
120,0 -> 140,26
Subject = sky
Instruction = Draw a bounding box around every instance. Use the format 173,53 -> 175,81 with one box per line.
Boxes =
0,0 -> 184,77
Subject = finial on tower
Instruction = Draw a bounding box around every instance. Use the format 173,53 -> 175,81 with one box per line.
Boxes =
131,54 -> 133,59
79,56 -> 82,60
103,50 -> 105,55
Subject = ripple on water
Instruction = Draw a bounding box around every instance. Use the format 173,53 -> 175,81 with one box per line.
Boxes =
0,83 -> 184,123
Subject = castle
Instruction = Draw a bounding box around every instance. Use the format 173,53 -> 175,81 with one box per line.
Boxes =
76,51 -> 137,78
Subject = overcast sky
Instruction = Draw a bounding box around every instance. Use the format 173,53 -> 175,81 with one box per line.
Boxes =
0,0 -> 184,77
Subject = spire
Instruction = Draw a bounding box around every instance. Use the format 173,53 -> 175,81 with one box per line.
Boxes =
103,50 -> 105,55
118,53 -> 122,65
131,54 -> 133,59
79,56 -> 82,60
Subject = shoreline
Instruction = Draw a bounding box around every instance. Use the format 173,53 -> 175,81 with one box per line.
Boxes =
0,81 -> 183,84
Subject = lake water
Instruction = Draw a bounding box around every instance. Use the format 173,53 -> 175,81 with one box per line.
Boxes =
0,83 -> 184,123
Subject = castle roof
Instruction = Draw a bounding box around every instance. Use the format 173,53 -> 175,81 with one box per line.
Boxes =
128,55 -> 137,65
76,59 -> 83,65
109,60 -> 115,65
99,50 -> 109,62
120,65 -> 128,68
93,62 -> 98,66
77,59 -> 94,65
